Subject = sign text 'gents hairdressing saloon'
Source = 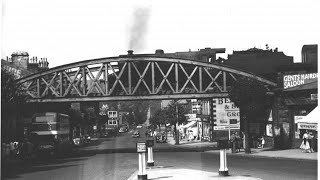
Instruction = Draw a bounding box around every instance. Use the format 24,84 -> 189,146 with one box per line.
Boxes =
283,73 -> 317,89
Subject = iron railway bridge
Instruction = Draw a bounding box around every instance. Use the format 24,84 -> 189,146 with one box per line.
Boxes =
16,55 -> 277,103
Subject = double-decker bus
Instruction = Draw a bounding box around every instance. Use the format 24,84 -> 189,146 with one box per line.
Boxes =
30,112 -> 72,155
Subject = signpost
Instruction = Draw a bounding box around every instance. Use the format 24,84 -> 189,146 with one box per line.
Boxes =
136,142 -> 147,180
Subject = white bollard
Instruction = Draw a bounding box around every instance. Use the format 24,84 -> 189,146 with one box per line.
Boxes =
137,142 -> 147,180
147,147 -> 154,166
219,148 -> 229,176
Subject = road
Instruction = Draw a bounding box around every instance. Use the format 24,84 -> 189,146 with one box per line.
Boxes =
2,128 -> 317,180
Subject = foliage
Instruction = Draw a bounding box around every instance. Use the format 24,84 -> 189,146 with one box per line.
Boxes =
150,109 -> 168,126
66,108 -> 83,127
106,101 -> 157,125
1,68 -> 26,110
150,100 -> 187,127
229,77 -> 270,153
1,68 -> 27,141
229,77 -> 268,115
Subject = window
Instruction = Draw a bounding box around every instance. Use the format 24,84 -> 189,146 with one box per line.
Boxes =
108,111 -> 117,118
108,120 -> 117,125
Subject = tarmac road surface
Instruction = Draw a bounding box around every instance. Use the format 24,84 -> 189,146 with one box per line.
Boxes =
2,130 -> 317,180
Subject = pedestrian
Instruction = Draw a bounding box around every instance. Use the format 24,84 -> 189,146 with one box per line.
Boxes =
231,132 -> 237,153
308,132 -> 314,153
188,131 -> 193,141
260,136 -> 265,148
234,132 -> 240,152
312,132 -> 317,152
300,131 -> 311,153
9,141 -> 15,159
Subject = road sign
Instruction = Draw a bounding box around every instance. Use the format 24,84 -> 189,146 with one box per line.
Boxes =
136,142 -> 146,153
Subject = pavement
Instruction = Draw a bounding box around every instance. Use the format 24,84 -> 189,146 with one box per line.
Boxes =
127,135 -> 318,180
165,134 -> 318,161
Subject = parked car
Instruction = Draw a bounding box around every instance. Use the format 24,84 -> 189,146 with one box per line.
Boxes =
73,136 -> 84,146
132,131 -> 140,138
83,135 -> 92,144
119,128 -> 125,133
156,132 -> 167,143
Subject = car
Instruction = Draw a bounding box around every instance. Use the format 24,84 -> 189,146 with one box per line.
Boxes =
155,132 -> 167,143
136,125 -> 142,129
132,131 -> 140,138
119,128 -> 125,133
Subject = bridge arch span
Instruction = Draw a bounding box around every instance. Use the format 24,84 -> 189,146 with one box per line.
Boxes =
17,56 -> 277,102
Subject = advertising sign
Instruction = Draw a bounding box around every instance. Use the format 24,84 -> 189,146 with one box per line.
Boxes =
136,142 -> 146,153
311,94 -> 318,101
294,116 -> 305,124
283,73 -> 317,89
298,123 -> 317,131
214,125 -> 240,130
213,98 -> 240,130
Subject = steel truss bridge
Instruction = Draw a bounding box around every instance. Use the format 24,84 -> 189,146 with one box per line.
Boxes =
17,55 -> 277,103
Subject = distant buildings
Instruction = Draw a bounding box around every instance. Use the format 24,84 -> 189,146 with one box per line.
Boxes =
224,47 -> 294,81
1,51 -> 49,78
301,44 -> 318,70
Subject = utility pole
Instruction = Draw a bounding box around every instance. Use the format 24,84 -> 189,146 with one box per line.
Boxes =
210,99 -> 214,142
175,101 -> 180,145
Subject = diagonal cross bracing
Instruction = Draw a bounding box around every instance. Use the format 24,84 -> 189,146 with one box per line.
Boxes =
16,56 -> 277,102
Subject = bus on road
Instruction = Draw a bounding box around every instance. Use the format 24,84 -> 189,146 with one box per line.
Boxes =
30,112 -> 72,156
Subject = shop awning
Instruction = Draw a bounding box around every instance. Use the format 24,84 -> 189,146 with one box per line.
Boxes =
298,108 -> 319,124
182,121 -> 197,129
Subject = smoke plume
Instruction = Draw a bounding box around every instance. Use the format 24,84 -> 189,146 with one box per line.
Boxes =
128,6 -> 151,52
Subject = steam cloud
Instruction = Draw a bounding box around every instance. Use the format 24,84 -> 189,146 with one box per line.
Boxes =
128,6 -> 151,52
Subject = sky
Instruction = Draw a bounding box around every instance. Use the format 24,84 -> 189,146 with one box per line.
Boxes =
1,0 -> 320,68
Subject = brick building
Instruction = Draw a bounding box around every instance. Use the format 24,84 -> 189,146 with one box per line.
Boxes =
1,51 -> 50,141
1,51 -> 49,78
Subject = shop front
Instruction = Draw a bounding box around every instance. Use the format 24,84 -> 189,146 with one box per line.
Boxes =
273,72 -> 318,149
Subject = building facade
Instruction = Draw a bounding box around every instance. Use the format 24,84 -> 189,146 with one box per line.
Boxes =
1,51 -> 51,142
271,44 -> 318,149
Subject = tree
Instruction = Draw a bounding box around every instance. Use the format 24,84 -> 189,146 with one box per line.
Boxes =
1,68 -> 27,142
150,109 -> 168,128
229,77 -> 270,154
149,100 -> 187,144
66,108 -> 83,128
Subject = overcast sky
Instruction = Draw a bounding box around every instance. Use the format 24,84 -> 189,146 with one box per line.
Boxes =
1,0 -> 319,68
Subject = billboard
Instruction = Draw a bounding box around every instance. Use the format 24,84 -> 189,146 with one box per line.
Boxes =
213,98 -> 240,130
283,73 -> 317,89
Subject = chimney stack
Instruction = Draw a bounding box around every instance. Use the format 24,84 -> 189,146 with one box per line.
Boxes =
127,50 -> 134,56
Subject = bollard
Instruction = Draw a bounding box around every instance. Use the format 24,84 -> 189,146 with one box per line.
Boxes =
146,139 -> 155,166
136,142 -> 147,180
218,140 -> 229,176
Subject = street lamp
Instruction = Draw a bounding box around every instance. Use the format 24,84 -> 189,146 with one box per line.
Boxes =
174,99 -> 187,145
175,101 -> 180,145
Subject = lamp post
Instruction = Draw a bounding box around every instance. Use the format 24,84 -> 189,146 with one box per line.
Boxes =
175,102 -> 180,145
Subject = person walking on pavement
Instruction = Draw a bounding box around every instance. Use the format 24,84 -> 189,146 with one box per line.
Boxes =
311,132 -> 317,152
259,136 -> 265,148
308,132 -> 314,153
231,132 -> 237,153
300,131 -> 311,153
235,132 -> 241,152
